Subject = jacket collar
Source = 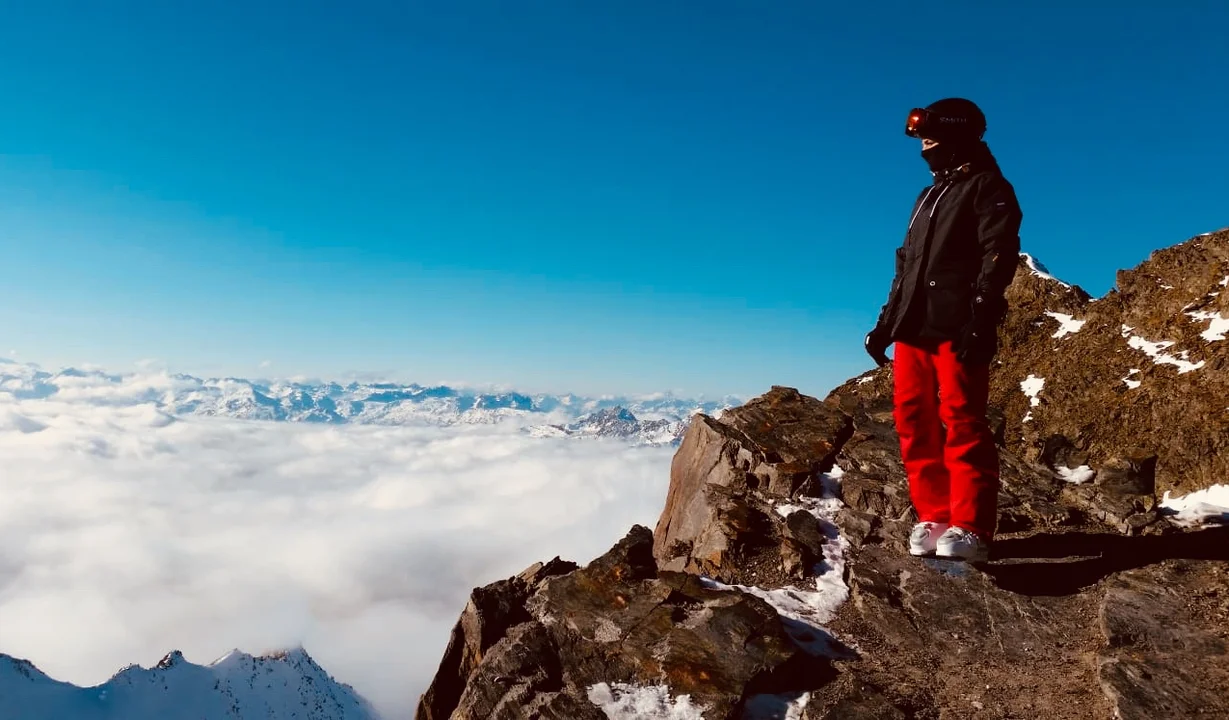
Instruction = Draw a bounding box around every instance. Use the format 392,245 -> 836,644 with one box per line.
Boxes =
931,147 -> 1001,184
932,162 -> 974,183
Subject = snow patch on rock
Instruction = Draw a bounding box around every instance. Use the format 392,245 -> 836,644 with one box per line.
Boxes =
1160,484 -> 1229,527
1120,326 -> 1205,374
702,468 -> 850,658
587,683 -> 706,719
1044,312 -> 1086,339
1020,375 -> 1045,423
1186,310 -> 1229,342
1057,465 -> 1097,485
1020,375 -> 1044,407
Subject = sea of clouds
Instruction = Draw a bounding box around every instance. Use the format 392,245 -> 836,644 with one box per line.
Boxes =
0,371 -> 676,718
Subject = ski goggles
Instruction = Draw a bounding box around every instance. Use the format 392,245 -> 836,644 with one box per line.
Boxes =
904,107 -> 979,139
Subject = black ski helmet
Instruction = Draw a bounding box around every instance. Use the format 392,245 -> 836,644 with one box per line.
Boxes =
905,98 -> 987,140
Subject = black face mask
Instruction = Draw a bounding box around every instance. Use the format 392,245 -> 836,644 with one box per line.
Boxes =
921,140 -> 981,173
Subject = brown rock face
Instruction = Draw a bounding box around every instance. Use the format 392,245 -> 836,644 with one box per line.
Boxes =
415,559 -> 575,720
653,386 -> 851,583
414,526 -> 825,720
990,231 -> 1229,496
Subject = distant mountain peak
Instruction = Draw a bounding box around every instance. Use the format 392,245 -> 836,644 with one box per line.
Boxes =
1,647 -> 379,719
589,406 -> 637,422
155,650 -> 185,669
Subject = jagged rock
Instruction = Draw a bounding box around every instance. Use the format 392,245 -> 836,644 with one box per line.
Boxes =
517,557 -> 580,587
1061,484 -> 1156,535
780,509 -> 827,579
653,386 -> 852,584
416,573 -> 555,720
416,526 -> 822,720
1096,453 -> 1157,496
834,508 -> 882,548
837,474 -> 913,521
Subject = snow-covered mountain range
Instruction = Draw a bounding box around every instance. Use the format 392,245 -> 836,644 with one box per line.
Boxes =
0,360 -> 735,444
1,648 -> 377,720
528,405 -> 697,445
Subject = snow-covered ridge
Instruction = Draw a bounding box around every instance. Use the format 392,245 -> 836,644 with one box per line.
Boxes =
0,647 -> 377,720
0,360 -> 735,442
1021,253 -> 1072,289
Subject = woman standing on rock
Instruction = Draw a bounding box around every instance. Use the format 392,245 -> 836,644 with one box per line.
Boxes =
864,98 -> 1022,562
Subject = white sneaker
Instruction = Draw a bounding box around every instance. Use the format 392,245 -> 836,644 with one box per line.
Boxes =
908,521 -> 950,557
935,526 -> 990,563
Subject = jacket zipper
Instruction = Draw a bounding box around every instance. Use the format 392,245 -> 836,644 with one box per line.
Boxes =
928,182 -> 952,218
907,186 -> 937,231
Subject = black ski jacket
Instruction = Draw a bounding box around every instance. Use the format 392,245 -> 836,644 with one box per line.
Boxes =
875,150 -> 1023,342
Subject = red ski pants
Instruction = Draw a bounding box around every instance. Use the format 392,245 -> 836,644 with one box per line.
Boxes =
893,340 -> 1000,538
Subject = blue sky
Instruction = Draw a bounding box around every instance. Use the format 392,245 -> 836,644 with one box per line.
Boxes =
1,1 -> 1226,397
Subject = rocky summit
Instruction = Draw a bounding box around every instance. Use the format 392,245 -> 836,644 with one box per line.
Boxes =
415,229 -> 1229,720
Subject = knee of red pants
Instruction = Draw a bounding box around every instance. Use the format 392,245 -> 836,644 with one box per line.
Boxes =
894,393 -> 940,432
894,407 -> 930,442
942,416 -> 998,471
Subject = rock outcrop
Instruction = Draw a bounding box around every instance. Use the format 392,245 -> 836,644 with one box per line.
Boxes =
417,230 -> 1229,719
653,388 -> 851,584
414,528 -> 826,719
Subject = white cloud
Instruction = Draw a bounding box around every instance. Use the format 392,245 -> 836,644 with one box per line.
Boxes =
0,384 -> 674,719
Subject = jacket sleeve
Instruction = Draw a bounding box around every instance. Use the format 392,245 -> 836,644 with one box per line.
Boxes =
972,174 -> 1023,303
875,189 -> 929,330
875,245 -> 906,326
879,243 -> 909,331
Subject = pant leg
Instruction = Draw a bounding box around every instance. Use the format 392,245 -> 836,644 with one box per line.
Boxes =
933,341 -> 1000,538
893,341 -> 950,523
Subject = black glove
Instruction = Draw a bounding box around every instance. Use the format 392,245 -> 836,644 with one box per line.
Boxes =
865,327 -> 892,367
955,295 -> 1004,364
